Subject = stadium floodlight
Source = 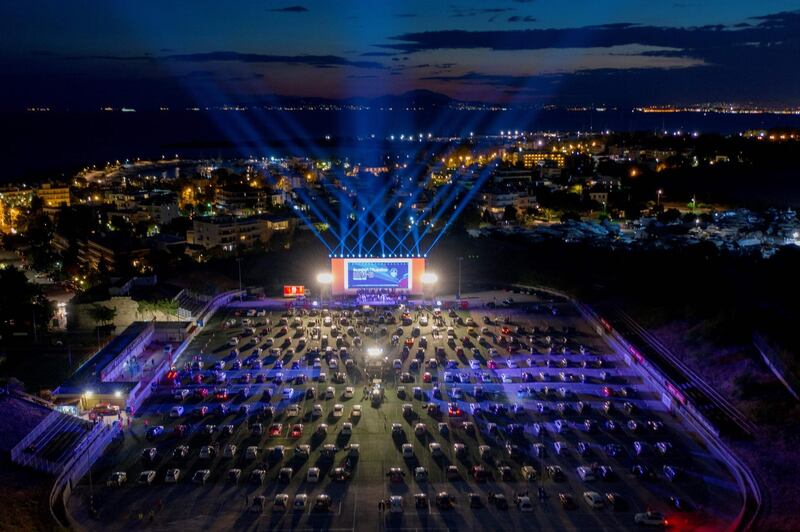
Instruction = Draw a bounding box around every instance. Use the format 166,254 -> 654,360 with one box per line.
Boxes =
367,347 -> 383,357
84,390 -> 94,398
317,272 -> 333,284
421,272 -> 438,285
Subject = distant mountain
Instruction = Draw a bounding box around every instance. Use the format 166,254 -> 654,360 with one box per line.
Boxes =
251,90 -> 458,109
364,90 -> 455,107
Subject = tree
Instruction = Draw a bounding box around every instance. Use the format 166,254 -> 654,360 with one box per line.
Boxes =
503,204 -> 518,222
455,204 -> 482,231
0,266 -> 54,338
88,304 -> 117,327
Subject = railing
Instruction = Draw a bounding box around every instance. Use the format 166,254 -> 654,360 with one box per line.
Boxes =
99,322 -> 155,381
753,332 -> 800,401
511,282 -> 763,531
49,421 -> 121,530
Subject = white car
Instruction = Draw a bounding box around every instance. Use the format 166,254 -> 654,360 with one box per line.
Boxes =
554,441 -> 568,455
282,387 -> 294,399
286,404 -> 300,417
501,374 -> 513,383
294,493 -> 309,510
351,404 -> 362,417
576,466 -> 596,481
428,442 -> 443,457
469,360 -> 480,370
508,359 -> 518,369
170,406 -> 184,418
138,470 -> 156,485
307,468 -> 320,483
634,511 -> 667,526
341,422 -> 353,436
389,495 -> 404,513
583,491 -> 605,509
246,446 -> 259,459
344,386 -> 354,399
333,404 -> 344,417
312,404 -> 323,417
325,387 -> 335,399
274,494 -> 289,510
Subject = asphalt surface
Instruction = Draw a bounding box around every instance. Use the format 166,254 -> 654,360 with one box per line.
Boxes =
70,290 -> 742,531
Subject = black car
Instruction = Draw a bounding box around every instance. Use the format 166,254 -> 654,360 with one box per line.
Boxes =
606,492 -> 628,511
468,493 -> 483,508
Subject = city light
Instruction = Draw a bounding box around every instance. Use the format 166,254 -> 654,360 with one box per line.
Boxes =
316,272 -> 333,284
366,347 -> 383,357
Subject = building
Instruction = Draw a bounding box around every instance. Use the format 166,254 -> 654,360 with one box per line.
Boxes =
521,151 -> 565,169
216,185 -> 270,216
36,183 -> 71,209
76,234 -> 150,273
138,194 -> 180,225
481,187 -> 536,218
588,191 -> 609,204
187,216 -> 268,251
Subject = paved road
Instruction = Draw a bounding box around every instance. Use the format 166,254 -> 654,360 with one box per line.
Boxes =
70,291 -> 741,531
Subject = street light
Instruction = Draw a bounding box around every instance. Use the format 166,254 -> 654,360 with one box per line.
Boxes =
317,272 -> 333,306
656,189 -> 663,208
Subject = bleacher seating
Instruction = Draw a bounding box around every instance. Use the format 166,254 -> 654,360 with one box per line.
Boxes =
176,291 -> 206,320
19,410 -> 94,470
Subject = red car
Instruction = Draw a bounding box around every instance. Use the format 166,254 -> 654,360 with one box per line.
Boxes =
269,423 -> 283,437
423,372 -> 432,383
290,424 -> 304,438
602,386 -> 613,397
404,338 -> 414,348
487,360 -> 498,369
195,387 -> 209,399
501,326 -> 512,336
214,388 -> 228,400
448,403 -> 463,417
174,424 -> 188,437
193,373 -> 203,384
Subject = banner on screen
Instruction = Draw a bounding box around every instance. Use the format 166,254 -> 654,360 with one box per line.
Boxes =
283,285 -> 305,297
346,260 -> 410,289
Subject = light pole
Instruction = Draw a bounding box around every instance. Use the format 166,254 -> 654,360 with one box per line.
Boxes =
656,189 -> 663,208
317,272 -> 333,307
457,257 -> 463,300
236,257 -> 243,302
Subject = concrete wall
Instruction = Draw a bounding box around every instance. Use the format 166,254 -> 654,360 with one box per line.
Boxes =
70,296 -> 182,331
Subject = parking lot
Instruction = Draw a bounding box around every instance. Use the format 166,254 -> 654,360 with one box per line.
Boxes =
71,290 -> 742,531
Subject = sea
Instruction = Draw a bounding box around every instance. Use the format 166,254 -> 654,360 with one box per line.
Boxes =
2,108 -> 800,183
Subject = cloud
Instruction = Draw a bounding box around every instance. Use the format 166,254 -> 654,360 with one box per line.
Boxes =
450,7 -> 515,18
508,16 -> 536,22
360,51 -> 398,57
267,5 -> 309,12
385,11 -> 800,59
165,51 -> 384,69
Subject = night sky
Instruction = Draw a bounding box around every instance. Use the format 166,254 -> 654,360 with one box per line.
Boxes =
2,1 -> 800,109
